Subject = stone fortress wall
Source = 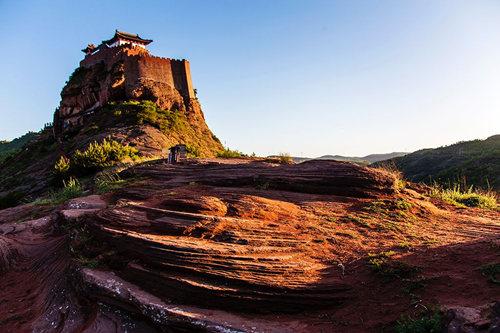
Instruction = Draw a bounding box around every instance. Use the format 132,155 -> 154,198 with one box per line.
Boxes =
54,44 -> 196,135
80,45 -> 195,99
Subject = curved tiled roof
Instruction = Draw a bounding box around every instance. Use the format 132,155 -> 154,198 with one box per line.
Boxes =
103,30 -> 153,45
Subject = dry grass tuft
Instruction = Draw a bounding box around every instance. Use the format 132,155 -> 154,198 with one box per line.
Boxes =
429,184 -> 497,209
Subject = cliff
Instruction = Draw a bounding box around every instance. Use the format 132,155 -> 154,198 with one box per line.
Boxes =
55,46 -> 195,132
53,43 -> 222,157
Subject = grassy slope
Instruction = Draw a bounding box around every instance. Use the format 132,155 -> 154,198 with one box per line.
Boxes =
0,132 -> 39,162
0,129 -> 59,196
0,101 -> 224,206
363,152 -> 407,164
382,135 -> 500,190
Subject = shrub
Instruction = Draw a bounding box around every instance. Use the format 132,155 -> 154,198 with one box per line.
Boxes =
365,198 -> 412,214
95,171 -> 126,194
373,162 -> 406,192
278,152 -> 293,164
103,100 -> 180,132
36,177 -> 83,205
72,138 -> 138,173
185,144 -> 200,158
396,241 -> 413,251
480,263 -> 500,284
395,198 -> 412,210
0,131 -> 39,164
395,179 -> 407,191
54,156 -> 70,175
344,214 -> 371,228
368,251 -> 419,280
429,184 -> 497,209
58,177 -> 84,201
217,148 -> 244,158
394,309 -> 443,333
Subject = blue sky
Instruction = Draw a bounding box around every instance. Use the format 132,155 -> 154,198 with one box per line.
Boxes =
0,0 -> 499,157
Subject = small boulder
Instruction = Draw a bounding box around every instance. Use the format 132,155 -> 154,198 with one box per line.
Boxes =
66,195 -> 106,210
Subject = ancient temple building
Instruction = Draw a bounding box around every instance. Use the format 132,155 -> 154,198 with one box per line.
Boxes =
103,30 -> 153,49
82,31 -> 153,56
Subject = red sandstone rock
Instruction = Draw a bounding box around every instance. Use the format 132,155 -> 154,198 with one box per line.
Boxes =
1,159 -> 499,332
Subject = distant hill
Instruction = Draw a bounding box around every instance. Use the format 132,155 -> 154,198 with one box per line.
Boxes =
0,132 -> 39,162
288,152 -> 407,165
379,135 -> 500,191
316,155 -> 369,164
362,152 -> 408,164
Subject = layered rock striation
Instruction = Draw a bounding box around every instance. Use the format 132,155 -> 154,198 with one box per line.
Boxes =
1,160 -> 499,332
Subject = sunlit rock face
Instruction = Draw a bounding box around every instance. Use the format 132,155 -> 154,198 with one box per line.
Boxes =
1,160 -> 499,332
54,33 -> 200,136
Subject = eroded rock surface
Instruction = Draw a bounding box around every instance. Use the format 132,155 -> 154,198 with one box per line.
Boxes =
1,160 -> 499,332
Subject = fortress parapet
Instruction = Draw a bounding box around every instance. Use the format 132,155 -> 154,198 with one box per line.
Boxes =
79,30 -> 194,100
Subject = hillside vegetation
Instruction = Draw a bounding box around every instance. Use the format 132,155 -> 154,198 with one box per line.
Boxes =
0,100 -> 224,208
0,132 -> 39,162
381,135 -> 500,191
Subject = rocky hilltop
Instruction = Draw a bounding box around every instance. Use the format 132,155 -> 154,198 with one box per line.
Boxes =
53,30 -> 221,155
0,31 -> 223,202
